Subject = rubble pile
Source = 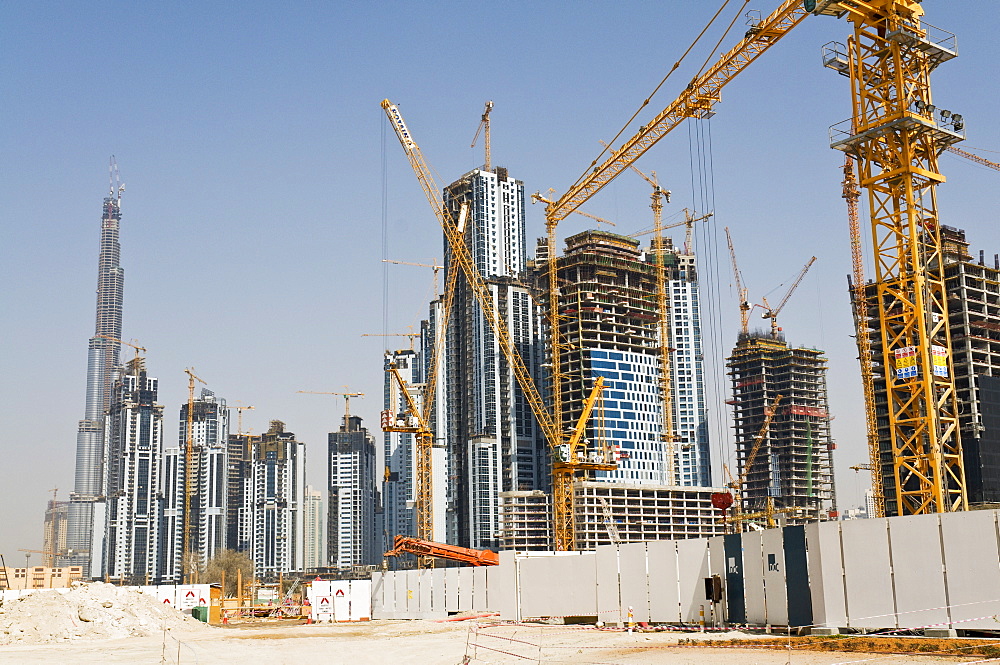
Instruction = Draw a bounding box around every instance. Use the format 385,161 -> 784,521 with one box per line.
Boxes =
0,582 -> 209,644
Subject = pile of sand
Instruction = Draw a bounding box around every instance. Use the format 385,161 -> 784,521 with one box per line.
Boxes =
0,582 -> 210,645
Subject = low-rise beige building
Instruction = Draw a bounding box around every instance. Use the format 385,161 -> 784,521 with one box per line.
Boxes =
2,566 -> 83,590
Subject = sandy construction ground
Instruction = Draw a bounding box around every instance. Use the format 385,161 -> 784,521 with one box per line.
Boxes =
0,619 -> 980,665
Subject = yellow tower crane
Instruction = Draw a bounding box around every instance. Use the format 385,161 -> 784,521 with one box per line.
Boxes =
361,332 -> 421,350
383,99 -> 613,551
383,259 -> 445,296
843,156 -> 885,518
629,209 -> 711,251
95,334 -> 145,366
717,395 -> 784,532
815,0 -> 967,513
297,390 -> 365,427
470,100 -> 494,172
380,362 -> 436,561
725,228 -> 752,337
229,402 -> 255,436
182,367 -> 206,583
759,256 -> 816,337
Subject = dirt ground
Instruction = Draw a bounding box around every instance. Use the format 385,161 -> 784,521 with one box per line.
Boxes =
0,619 -> 985,665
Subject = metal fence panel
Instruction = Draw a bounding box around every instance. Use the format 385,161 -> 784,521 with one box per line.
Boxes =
841,518 -> 894,629
805,521 -> 845,629
761,528 -> 787,626
742,531 -> 766,625
519,553 -> 597,619
619,542 -> 649,624
940,510 -> 1000,629
647,540 -> 680,623
888,514 -> 948,628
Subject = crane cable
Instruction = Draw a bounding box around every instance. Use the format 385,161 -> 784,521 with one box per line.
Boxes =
688,106 -> 732,489
381,116 -> 390,338
566,0 -> 744,195
690,0 -> 752,83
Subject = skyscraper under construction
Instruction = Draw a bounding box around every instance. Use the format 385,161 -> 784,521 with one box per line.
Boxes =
726,331 -> 837,522
65,163 -> 125,576
853,226 -> 1000,515
538,230 -> 711,487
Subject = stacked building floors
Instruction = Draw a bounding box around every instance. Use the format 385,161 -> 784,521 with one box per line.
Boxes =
726,332 -> 837,523
854,226 -> 1000,514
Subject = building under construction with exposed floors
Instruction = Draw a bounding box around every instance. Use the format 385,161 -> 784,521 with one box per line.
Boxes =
498,229 -> 721,550
853,226 -> 1000,515
726,331 -> 837,523
535,229 -> 710,487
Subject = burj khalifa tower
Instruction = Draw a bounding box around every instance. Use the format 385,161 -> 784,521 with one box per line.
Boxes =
64,161 -> 125,576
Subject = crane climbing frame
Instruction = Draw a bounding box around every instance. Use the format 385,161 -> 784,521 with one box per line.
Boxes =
826,0 -> 967,514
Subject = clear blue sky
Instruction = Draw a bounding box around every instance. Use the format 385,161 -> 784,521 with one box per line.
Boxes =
2,2 -> 998,555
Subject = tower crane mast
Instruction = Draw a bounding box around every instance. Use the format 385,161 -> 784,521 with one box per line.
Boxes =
471,101 -> 494,172
815,0 -> 967,513
725,228 -> 751,336
182,367 -> 206,583
230,403 -> 255,436
630,164 -> 676,485
722,395 -> 783,532
844,155 -> 884,518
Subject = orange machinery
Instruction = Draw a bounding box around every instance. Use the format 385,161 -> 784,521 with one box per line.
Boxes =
384,536 -> 499,567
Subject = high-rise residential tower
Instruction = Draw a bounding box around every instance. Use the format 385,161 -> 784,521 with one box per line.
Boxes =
441,167 -> 546,549
328,415 -> 379,568
161,389 -> 229,582
668,241 -> 711,486
303,485 -> 325,571
226,432 -> 254,554
247,421 -> 305,577
66,168 -> 125,576
101,356 -> 164,582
